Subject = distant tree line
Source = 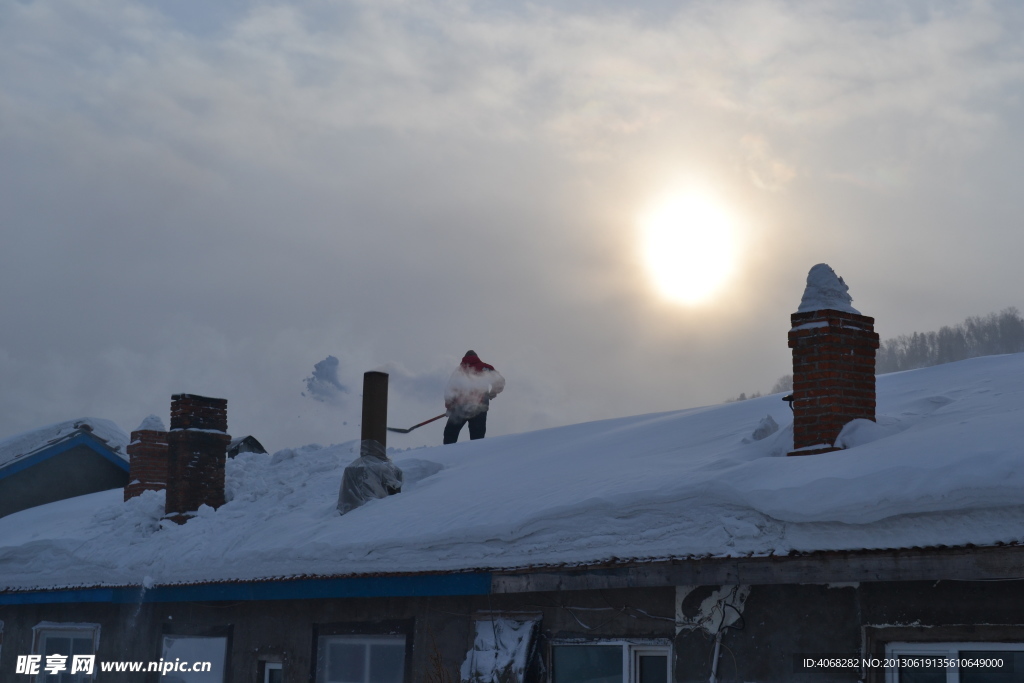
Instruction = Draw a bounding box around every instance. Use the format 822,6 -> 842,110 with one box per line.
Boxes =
876,307 -> 1024,374
726,375 -> 791,403
727,307 -> 1023,402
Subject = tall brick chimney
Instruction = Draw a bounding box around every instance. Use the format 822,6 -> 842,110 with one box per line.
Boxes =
124,414 -> 168,501
788,264 -> 879,456
164,394 -> 231,524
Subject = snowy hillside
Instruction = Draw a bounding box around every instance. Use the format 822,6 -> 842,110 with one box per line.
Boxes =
1,353 -> 1023,592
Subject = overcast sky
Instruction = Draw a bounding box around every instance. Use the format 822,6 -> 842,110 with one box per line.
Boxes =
2,0 -> 1022,452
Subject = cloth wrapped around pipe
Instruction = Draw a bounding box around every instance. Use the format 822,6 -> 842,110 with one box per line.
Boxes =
337,440 -> 403,515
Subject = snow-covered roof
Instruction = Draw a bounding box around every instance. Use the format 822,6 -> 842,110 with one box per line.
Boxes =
1,353 -> 1023,593
0,417 -> 129,471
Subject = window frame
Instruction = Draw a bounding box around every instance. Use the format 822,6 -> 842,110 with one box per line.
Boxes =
311,620 -> 413,683
550,639 -> 672,683
31,622 -> 101,683
884,641 -> 1024,683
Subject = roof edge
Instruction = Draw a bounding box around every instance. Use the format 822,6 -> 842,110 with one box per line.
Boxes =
5,545 -> 1023,605
0,572 -> 492,605
492,544 -> 1024,593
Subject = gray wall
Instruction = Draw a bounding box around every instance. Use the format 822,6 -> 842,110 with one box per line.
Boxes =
0,446 -> 128,518
4,579 -> 1024,682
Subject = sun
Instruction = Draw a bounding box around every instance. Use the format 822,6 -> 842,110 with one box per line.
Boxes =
640,192 -> 739,305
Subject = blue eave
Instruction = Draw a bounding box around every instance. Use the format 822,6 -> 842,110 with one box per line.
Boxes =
0,572 -> 493,605
0,431 -> 129,481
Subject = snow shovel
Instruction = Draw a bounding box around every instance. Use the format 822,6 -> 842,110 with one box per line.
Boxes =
387,413 -> 447,434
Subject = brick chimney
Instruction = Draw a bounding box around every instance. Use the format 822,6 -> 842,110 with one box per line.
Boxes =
164,394 -> 231,523
788,264 -> 879,456
124,415 -> 168,501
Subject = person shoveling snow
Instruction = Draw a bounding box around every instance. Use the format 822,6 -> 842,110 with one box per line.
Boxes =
443,350 -> 505,444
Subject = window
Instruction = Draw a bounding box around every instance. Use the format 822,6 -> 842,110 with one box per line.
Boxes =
263,661 -> 283,683
885,642 -> 1024,683
462,615 -> 540,683
31,623 -> 100,683
161,635 -> 228,683
316,634 -> 406,683
551,642 -> 671,683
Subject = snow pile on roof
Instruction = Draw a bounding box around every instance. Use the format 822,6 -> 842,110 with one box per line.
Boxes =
1,353 -> 1023,591
0,418 -> 129,470
796,263 -> 861,314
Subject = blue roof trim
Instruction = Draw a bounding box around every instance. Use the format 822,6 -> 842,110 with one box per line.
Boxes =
0,432 -> 129,481
0,573 -> 493,605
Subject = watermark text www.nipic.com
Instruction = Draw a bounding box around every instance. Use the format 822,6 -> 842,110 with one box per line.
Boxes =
16,655 -> 214,676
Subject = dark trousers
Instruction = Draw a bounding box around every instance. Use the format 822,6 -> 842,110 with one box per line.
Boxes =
443,412 -> 487,444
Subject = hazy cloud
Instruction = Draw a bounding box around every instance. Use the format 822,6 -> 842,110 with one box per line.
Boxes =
741,135 -> 796,192
1,0 -> 1023,451
374,362 -> 448,404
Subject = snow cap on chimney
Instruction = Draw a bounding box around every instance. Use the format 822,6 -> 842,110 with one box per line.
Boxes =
797,263 -> 860,315
136,414 -> 166,432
